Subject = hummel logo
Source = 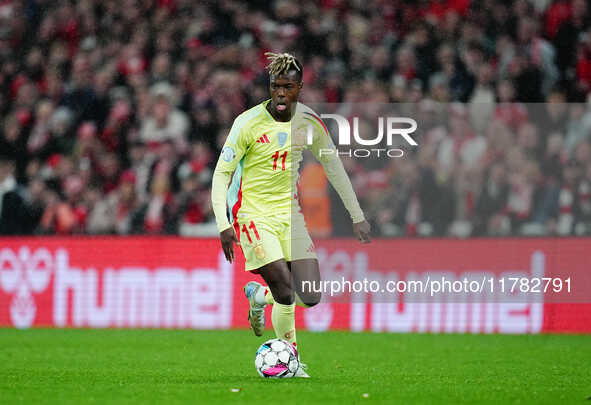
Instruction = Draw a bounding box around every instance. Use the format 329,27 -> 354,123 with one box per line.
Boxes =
256,134 -> 271,144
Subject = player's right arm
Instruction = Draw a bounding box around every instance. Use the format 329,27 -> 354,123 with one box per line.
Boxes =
211,117 -> 250,262
305,113 -> 371,243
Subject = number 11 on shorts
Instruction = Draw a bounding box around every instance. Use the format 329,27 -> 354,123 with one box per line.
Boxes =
241,221 -> 260,243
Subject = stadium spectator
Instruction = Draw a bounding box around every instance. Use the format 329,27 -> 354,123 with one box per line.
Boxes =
0,157 -> 32,234
140,82 -> 189,154
87,169 -> 141,235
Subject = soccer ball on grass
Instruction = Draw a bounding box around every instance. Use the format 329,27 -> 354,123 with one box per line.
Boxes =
254,338 -> 299,378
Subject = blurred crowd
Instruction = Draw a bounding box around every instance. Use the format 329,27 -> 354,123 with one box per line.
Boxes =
0,0 -> 590,237
328,101 -> 591,238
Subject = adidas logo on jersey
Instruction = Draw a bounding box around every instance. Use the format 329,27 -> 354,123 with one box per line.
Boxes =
256,134 -> 271,144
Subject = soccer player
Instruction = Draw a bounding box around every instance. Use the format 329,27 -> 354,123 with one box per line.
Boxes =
211,52 -> 370,377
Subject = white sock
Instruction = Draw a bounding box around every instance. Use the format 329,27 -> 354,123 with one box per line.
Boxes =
254,285 -> 267,307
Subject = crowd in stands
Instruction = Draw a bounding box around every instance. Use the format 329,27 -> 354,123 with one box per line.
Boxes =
0,0 -> 590,237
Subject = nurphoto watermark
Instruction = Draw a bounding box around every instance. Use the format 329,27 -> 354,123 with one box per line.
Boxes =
305,115 -> 418,158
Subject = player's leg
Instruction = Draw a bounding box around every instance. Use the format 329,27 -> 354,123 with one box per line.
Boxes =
277,212 -> 318,378
260,259 -> 321,307
289,258 -> 322,308
280,210 -> 320,308
257,259 -> 294,304
257,259 -> 298,346
239,218 -> 284,336
258,259 -> 311,378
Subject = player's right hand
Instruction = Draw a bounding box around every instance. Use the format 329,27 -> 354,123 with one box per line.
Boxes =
220,227 -> 238,263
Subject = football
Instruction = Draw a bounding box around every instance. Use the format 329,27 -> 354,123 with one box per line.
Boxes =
254,338 -> 300,378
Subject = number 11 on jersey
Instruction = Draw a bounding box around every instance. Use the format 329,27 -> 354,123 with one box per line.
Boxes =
272,151 -> 287,171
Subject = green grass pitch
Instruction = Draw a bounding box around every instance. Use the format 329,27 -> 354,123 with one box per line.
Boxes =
1,329 -> 590,404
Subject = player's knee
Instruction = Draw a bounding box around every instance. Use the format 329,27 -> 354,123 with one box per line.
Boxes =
307,291 -> 321,307
273,289 -> 294,305
300,291 -> 321,307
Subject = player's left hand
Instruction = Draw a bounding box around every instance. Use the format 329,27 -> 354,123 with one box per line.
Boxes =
353,220 -> 371,244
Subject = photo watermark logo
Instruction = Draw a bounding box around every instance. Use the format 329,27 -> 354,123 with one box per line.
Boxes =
305,114 -> 418,158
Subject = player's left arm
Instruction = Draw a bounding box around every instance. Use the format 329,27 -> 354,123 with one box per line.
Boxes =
307,115 -> 371,243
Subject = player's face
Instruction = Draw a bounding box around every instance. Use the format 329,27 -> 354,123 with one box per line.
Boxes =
269,71 -> 302,120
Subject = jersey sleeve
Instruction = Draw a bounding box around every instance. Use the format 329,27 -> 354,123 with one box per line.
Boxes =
211,117 -> 252,232
305,113 -> 366,224
215,118 -> 251,174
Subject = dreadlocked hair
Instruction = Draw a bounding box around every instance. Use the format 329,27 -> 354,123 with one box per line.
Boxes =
265,52 -> 302,79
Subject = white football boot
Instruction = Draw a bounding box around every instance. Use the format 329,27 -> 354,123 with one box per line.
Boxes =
244,281 -> 266,336
295,361 -> 310,378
